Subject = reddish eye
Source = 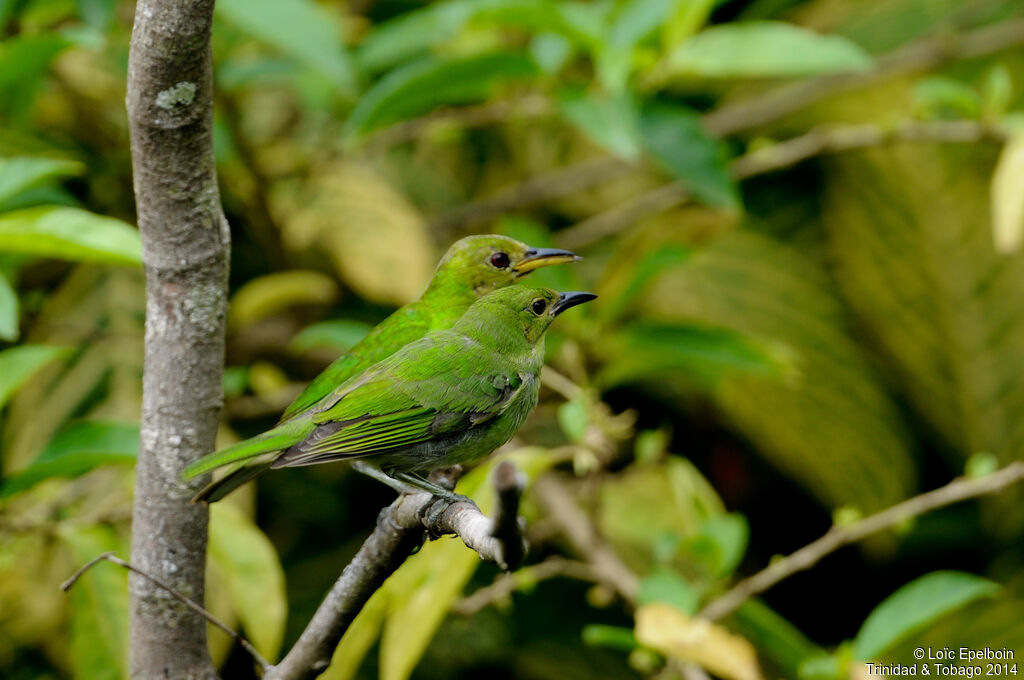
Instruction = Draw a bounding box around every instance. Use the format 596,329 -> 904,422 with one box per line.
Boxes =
490,252 -> 510,269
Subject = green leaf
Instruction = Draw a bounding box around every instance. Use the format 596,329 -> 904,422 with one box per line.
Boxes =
60,525 -> 130,680
582,624 -> 639,652
638,567 -> 699,614
0,206 -> 141,265
208,502 -> 287,660
854,571 -> 1000,660
557,395 -> 589,443
345,52 -> 539,141
669,21 -> 872,78
640,103 -> 740,209
687,513 -> 748,577
0,269 -> 16,341
0,33 -> 72,122
289,320 -> 372,354
215,0 -> 354,92
530,32 -> 573,74
0,344 -> 68,411
0,156 -> 83,212
733,599 -> 823,679
912,76 -> 982,119
559,89 -> 642,160
596,321 -> 791,389
0,421 -> 138,498
356,1 -> 475,73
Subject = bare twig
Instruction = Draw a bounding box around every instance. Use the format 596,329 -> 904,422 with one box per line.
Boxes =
559,119 -> 1010,248
699,462 -> 1024,622
434,19 -> 1024,232
704,18 -> 1024,137
266,464 -> 528,680
62,552 -> 270,672
533,474 -> 639,604
454,557 -> 598,616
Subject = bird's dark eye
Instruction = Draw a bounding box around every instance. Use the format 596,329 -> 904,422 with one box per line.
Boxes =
531,299 -> 547,315
490,252 -> 510,269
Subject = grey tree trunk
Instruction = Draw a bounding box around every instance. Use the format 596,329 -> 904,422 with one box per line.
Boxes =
126,1 -> 229,677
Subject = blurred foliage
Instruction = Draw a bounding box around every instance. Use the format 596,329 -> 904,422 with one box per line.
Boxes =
2,0 -> 1024,679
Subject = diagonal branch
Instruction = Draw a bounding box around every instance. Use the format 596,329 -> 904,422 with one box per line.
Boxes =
266,461 -> 527,680
559,119 -> 1010,248
699,462 -> 1024,622
432,18 -> 1024,232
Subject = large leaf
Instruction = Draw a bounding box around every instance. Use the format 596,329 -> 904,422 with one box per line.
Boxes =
0,421 -> 138,498
559,89 -> 642,160
0,344 -> 69,412
0,206 -> 141,266
640,228 -> 916,510
824,144 -> 1024,468
669,21 -> 872,78
0,156 -> 83,212
279,162 -> 435,306
640,103 -> 740,210
854,571 -> 1000,660
207,502 -> 287,660
59,525 -> 130,680
215,0 -> 355,92
345,52 -> 539,141
289,319 -> 372,354
0,33 -> 72,122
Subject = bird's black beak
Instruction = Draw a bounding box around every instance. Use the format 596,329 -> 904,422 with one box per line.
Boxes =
552,291 -> 597,316
513,247 -> 581,274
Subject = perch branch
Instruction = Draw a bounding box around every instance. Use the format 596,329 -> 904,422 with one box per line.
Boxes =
434,18 -> 1024,231
559,119 -> 1010,248
61,552 -> 269,672
266,461 -> 527,680
699,462 -> 1024,622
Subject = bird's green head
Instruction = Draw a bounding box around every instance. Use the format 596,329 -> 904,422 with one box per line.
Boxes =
457,286 -> 597,346
431,235 -> 580,297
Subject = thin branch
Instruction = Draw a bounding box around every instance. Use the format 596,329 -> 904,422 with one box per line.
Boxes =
266,463 -> 528,680
61,552 -> 270,672
433,18 -> 1024,231
704,18 -> 1024,137
559,119 -> 1010,248
532,474 -> 639,604
699,462 -> 1024,622
454,557 -> 598,616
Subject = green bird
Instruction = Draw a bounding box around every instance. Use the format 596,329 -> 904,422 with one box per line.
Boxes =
186,287 -> 595,502
278,235 -> 579,423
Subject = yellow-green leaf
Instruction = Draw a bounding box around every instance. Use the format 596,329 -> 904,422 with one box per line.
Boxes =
208,502 -> 287,661
228,270 -> 340,330
991,131 -> 1024,254
0,206 -> 141,266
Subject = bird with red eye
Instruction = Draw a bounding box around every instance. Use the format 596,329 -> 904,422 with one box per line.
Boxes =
490,251 -> 511,269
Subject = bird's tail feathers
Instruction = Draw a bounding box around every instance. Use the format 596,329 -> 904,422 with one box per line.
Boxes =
183,417 -> 313,480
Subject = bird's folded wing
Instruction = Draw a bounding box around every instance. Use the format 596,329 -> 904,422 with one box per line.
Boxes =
273,348 -> 523,468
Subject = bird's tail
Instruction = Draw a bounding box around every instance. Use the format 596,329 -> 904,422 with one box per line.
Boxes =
184,416 -> 314,503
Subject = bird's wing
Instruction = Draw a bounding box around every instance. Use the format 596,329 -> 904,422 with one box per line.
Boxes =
279,306 -> 432,422
272,334 -> 524,468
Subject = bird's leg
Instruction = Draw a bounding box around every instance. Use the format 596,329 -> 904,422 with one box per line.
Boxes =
392,471 -> 471,505
351,461 -> 422,495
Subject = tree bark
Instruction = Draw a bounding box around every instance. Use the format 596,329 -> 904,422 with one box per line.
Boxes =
126,1 -> 229,678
